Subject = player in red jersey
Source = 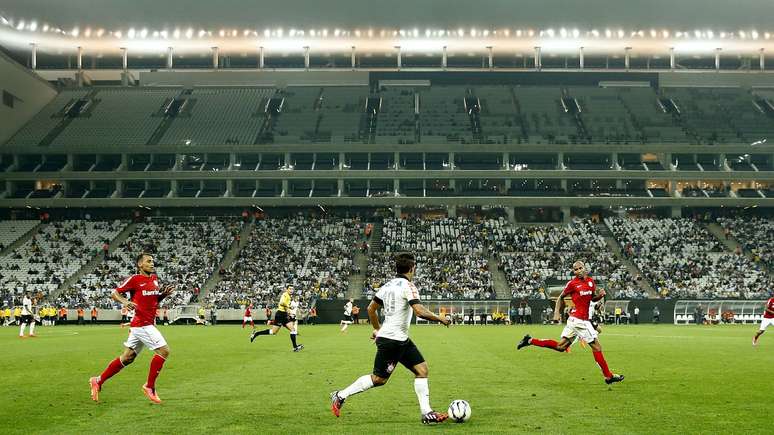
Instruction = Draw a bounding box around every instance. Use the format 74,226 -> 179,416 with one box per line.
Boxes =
517,260 -> 624,385
89,253 -> 175,404
752,296 -> 774,346
243,303 -> 255,329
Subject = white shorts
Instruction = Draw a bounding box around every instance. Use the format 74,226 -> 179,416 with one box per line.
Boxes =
561,316 -> 599,343
124,325 -> 168,354
243,316 -> 253,322
760,318 -> 774,331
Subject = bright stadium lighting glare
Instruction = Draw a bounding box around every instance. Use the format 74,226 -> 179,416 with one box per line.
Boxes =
591,29 -> 599,37
617,29 -> 625,38
663,30 -> 670,38
766,32 -> 772,40
752,30 -> 759,39
231,29 -> 238,37
16,20 -> 24,30
72,26 -> 80,37
572,28 -> 580,38
605,29 -> 612,38
560,28 -> 567,38
739,31 -> 746,39
413,28 -> 418,37
29,21 -> 37,31
482,29 -> 489,37
127,28 -> 136,39
42,23 -> 49,32
546,28 -> 554,37
516,29 -> 523,37
140,28 -> 148,38
114,30 -> 122,38
334,28 -> 341,37
290,28 -> 296,37
322,28 -> 328,37
199,29 -> 206,38
173,28 -> 181,39
0,16 -> 7,26
367,29 -> 373,37
84,27 -> 93,37
650,29 -> 656,38
186,28 -> 193,39
504,29 -> 510,36
160,30 -> 168,38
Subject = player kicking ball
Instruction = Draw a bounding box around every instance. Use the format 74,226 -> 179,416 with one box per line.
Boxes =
249,287 -> 303,352
89,253 -> 175,404
330,253 -> 451,425
752,295 -> 774,346
517,260 -> 624,385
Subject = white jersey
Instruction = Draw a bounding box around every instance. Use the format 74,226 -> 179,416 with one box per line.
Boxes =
22,297 -> 32,316
375,277 -> 420,341
344,301 -> 353,316
289,301 -> 299,317
589,300 -> 598,319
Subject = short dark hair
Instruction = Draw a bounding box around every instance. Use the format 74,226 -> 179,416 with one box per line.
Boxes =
395,253 -> 416,274
135,252 -> 152,265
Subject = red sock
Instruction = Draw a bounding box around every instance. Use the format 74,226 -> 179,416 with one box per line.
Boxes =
242,321 -> 246,328
593,351 -> 613,378
98,357 -> 124,386
146,355 -> 166,389
531,338 -> 560,350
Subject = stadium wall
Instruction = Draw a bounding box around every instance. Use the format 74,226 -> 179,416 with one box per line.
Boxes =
0,50 -> 57,145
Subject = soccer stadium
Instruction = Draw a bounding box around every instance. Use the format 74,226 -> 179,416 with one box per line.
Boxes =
1,0 -> 774,433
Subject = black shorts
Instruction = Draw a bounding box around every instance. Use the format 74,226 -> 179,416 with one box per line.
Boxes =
373,337 -> 425,378
274,310 -> 292,326
343,315 -> 352,322
21,314 -> 34,324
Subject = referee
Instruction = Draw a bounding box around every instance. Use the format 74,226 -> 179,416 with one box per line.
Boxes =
250,287 -> 303,352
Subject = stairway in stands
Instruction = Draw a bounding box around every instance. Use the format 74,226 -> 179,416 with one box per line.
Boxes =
347,252 -> 368,298
199,219 -> 255,301
369,221 -> 384,252
596,222 -> 658,298
49,222 -> 138,302
488,256 -> 512,299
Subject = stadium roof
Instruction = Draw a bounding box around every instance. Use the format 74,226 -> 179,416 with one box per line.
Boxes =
2,1 -> 774,59
1,0 -> 772,29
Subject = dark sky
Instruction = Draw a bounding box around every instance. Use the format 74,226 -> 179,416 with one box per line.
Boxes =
0,0 -> 770,30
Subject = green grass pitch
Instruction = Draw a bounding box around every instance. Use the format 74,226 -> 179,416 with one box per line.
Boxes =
1,323 -> 771,434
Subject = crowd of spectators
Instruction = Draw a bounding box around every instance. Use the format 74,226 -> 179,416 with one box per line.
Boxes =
490,218 -> 641,299
718,216 -> 774,269
381,217 -> 486,253
58,218 -> 239,309
606,217 -> 772,299
205,217 -> 360,309
0,220 -> 126,297
365,252 -> 494,300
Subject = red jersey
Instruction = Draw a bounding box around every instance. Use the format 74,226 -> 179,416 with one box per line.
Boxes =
562,276 -> 597,321
765,297 -> 774,319
115,274 -> 161,327
244,307 -> 252,317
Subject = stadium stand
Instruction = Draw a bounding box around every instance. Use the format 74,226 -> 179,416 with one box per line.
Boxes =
206,217 -> 359,308
159,87 -> 273,145
51,88 -> 180,146
60,218 -> 240,309
0,220 -> 39,251
375,87 -> 416,144
418,86 -> 473,143
0,220 -> 127,296
606,217 -> 772,299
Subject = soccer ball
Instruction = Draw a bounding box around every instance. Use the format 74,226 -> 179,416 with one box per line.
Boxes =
448,399 -> 471,423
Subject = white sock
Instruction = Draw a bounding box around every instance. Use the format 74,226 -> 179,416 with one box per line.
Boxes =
29,323 -> 35,335
19,323 -> 26,336
269,329 -> 275,335
414,378 -> 432,415
339,374 -> 374,399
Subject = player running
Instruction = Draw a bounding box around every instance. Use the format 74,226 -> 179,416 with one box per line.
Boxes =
249,287 -> 303,352
89,253 -> 175,404
340,298 -> 354,332
517,260 -> 624,385
752,295 -> 774,346
330,253 -> 451,425
19,292 -> 36,338
242,303 -> 255,329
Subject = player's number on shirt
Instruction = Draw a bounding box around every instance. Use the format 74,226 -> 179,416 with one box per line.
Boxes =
383,292 -> 397,315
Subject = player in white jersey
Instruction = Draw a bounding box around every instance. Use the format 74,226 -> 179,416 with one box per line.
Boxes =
289,296 -> 300,335
330,253 -> 451,425
19,292 -> 37,338
340,298 -> 354,332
